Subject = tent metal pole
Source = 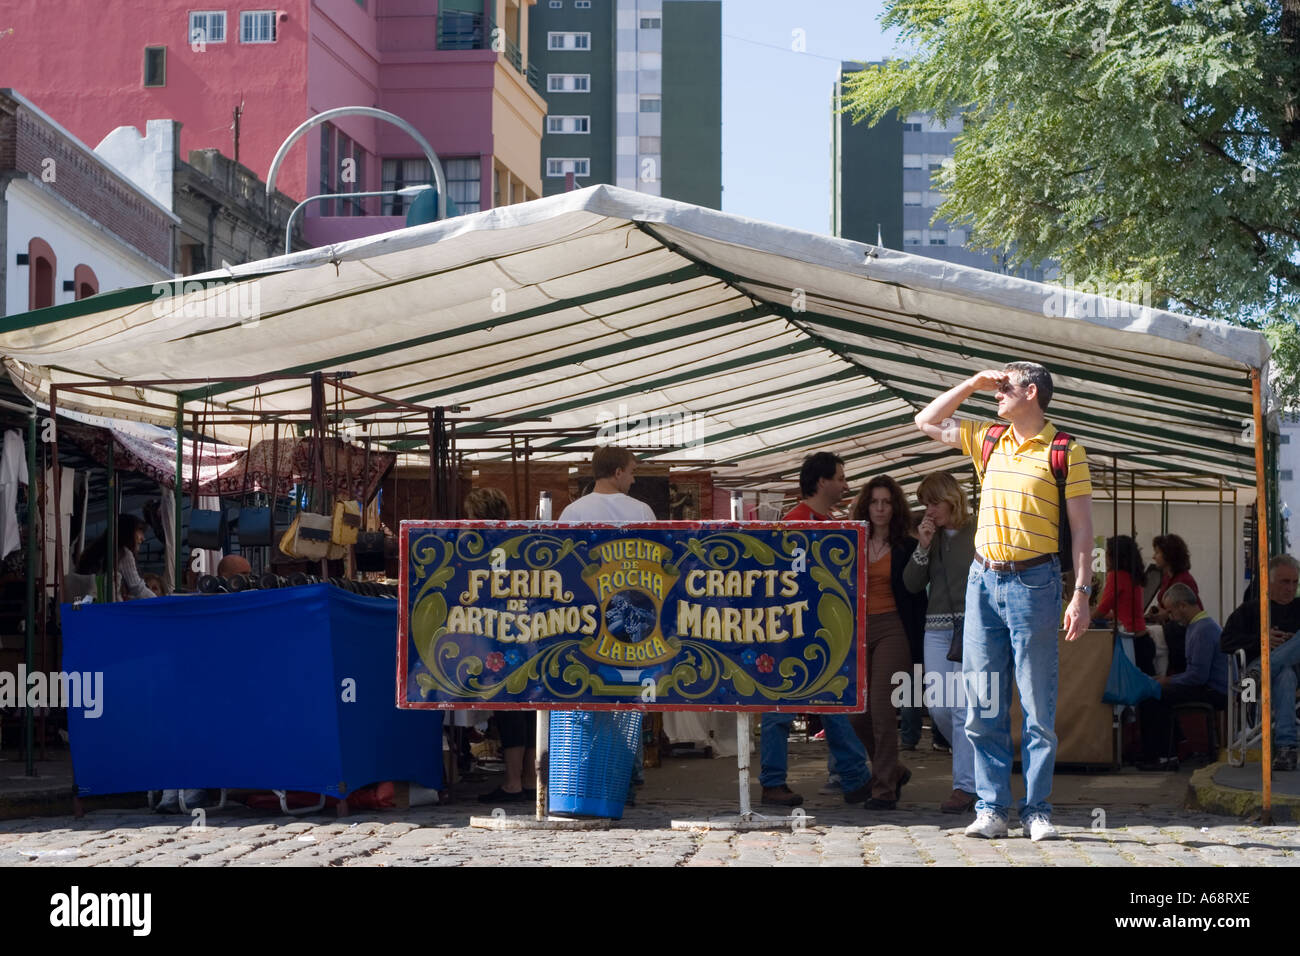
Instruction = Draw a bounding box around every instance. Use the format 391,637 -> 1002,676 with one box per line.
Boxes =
49,386 -> 63,633
1218,478 -> 1225,624
1251,370 -> 1272,823
24,402 -> 37,776
1232,487 -> 1239,609
174,396 -> 185,591
1111,457 -> 1119,647
107,437 -> 116,602
1130,471 -> 1135,539
434,408 -> 444,520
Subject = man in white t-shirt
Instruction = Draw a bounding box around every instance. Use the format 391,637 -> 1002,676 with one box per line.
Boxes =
556,445 -> 655,805
559,446 -> 656,522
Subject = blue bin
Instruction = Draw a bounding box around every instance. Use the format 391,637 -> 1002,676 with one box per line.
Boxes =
548,710 -> 643,819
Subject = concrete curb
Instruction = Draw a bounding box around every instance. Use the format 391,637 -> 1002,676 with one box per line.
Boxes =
1185,762 -> 1300,821
0,787 -> 146,821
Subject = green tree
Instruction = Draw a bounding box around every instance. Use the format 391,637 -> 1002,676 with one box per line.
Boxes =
841,0 -> 1300,400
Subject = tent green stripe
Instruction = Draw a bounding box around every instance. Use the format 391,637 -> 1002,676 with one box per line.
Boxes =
181,263 -> 711,401
407,305 -> 772,409
0,272 -> 284,334
468,343 -> 849,429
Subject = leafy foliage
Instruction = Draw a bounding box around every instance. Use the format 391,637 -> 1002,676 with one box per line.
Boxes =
842,0 -> 1300,400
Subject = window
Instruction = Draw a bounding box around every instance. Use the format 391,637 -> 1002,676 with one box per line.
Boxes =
27,238 -> 55,311
640,17 -> 661,28
902,191 -> 922,207
638,135 -> 661,153
903,230 -> 921,246
575,0 -> 590,7
443,157 -> 481,212
143,46 -> 166,87
638,96 -> 661,113
240,10 -> 276,43
926,115 -> 963,133
902,153 -> 922,170
547,74 -> 590,92
73,264 -> 99,301
902,123 -> 922,132
929,232 -> 948,245
929,162 -> 944,172
319,122 -> 335,215
1284,469 -> 1295,481
549,0 -> 562,6
925,190 -> 944,207
547,115 -> 590,134
189,11 -> 226,44
1282,434 -> 1292,445
546,158 -> 590,177
382,158 -> 428,215
382,157 -> 481,214
548,32 -> 591,50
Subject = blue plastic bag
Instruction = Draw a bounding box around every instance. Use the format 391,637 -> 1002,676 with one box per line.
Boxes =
1102,634 -> 1162,705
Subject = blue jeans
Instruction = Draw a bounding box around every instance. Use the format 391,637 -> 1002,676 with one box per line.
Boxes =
963,556 -> 1061,820
760,713 -> 869,791
1270,635 -> 1300,748
924,627 -> 975,793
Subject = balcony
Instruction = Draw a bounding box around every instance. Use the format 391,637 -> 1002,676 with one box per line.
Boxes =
435,11 -> 540,92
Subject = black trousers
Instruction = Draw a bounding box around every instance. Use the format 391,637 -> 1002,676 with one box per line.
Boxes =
1138,684 -> 1227,760
496,711 -> 537,749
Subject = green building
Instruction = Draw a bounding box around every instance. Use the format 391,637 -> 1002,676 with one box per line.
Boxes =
529,0 -> 721,208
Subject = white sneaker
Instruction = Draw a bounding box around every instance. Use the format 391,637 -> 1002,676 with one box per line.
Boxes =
1025,815 -> 1059,842
964,810 -> 1008,838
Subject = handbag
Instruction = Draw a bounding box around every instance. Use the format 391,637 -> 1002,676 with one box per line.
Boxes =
237,390 -> 274,547
331,499 -> 361,546
279,511 -> 331,561
1102,634 -> 1162,705
354,530 -> 388,573
946,614 -> 964,663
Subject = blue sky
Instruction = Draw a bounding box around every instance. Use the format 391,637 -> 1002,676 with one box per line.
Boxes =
720,0 -> 895,236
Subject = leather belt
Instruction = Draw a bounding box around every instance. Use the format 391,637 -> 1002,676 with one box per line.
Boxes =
973,552 -> 1056,573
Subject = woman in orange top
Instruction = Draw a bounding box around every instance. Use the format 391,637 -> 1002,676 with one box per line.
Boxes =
849,475 -> 927,809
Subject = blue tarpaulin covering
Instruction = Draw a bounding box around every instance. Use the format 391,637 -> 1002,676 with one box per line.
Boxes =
63,584 -> 442,797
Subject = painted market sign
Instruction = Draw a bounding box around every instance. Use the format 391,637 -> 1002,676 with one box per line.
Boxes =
397,521 -> 865,712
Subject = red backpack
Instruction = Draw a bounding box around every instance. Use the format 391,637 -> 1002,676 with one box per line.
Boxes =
977,424 -> 1076,572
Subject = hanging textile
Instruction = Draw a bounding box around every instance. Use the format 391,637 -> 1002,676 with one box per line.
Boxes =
0,429 -> 28,558
42,464 -> 73,594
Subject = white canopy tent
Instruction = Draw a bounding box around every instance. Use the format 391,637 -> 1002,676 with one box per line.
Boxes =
0,184 -> 1274,495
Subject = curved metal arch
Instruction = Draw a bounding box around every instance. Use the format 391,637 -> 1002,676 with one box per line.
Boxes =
265,106 -> 448,222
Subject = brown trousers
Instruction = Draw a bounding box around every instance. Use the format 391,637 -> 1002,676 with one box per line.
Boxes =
851,612 -> 912,800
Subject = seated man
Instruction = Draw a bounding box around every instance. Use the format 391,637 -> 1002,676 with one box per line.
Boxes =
1136,584 -> 1228,770
216,554 -> 252,580
1220,555 -> 1300,771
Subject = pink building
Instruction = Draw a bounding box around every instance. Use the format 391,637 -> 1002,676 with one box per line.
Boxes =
0,1 -> 546,249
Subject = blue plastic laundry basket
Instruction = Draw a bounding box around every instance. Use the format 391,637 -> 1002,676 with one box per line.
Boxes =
548,710 -> 643,819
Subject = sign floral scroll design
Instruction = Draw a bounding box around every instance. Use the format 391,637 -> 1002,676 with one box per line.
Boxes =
410,532 -> 594,701
655,531 -> 856,703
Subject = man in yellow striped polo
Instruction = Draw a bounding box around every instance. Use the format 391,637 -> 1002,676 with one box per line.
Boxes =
915,362 -> 1094,842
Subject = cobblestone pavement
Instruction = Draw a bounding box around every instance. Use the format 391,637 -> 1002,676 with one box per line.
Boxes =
2,801 -> 1299,866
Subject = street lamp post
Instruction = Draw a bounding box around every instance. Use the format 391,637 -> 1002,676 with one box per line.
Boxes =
265,105 -> 449,231
284,185 -> 433,254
